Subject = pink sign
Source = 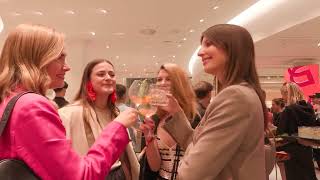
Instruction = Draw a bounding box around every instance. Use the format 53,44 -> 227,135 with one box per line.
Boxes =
285,64 -> 320,97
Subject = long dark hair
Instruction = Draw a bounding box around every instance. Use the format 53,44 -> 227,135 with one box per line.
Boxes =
201,24 -> 268,130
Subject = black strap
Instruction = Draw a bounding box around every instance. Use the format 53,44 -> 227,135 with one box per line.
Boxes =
0,92 -> 32,136
171,145 -> 181,180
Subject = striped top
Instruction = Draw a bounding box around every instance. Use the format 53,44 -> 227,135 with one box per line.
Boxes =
157,139 -> 184,180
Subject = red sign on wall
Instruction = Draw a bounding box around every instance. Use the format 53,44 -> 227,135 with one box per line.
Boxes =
285,64 -> 320,97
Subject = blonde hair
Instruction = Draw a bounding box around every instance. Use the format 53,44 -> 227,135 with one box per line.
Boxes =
281,82 -> 304,105
159,63 -> 197,121
0,24 -> 64,102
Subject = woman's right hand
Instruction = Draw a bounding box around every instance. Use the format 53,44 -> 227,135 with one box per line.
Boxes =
114,108 -> 138,128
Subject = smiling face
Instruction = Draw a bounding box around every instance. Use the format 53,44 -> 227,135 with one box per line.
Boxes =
156,69 -> 171,92
46,50 -> 70,89
197,36 -> 227,80
90,61 -> 116,96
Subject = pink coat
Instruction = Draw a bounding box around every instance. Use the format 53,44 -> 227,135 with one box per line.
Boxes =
0,92 -> 129,180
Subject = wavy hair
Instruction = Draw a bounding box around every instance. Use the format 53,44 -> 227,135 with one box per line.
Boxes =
0,24 -> 64,102
159,63 -> 197,121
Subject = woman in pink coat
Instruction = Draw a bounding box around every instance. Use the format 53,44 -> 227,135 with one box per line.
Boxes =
0,24 -> 138,180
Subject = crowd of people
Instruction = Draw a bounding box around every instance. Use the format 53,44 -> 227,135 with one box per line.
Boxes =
0,22 -> 319,180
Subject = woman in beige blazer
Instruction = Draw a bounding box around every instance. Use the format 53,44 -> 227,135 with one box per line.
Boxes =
59,59 -> 139,180
157,24 -> 268,180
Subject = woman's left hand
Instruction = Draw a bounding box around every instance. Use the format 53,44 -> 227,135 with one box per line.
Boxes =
157,94 -> 183,115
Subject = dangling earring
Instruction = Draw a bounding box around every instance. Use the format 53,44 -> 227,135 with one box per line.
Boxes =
86,81 -> 96,101
110,90 -> 117,104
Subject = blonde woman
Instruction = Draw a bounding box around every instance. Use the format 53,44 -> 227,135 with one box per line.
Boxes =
277,82 -> 317,180
142,63 -> 197,180
59,59 -> 139,180
0,24 -> 137,180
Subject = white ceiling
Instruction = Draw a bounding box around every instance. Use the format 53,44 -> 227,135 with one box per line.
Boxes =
0,0 -> 320,98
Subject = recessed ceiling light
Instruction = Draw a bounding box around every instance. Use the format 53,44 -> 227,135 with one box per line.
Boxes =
33,11 -> 43,16
90,32 -> 95,36
177,44 -> 182,47
267,76 -> 271,80
97,9 -> 108,14
66,10 -> 75,15
199,19 -> 204,23
318,42 -> 320,47
155,62 -> 159,65
213,6 -> 219,10
12,12 -> 21,16
112,32 -> 125,36
106,45 -> 110,49
189,29 -> 195,33
172,55 -> 176,58
116,56 -> 120,59
152,55 -> 156,58
122,63 -> 126,66
183,37 -> 187,41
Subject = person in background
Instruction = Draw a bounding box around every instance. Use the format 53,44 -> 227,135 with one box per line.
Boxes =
116,84 -> 130,112
271,98 -> 285,127
141,63 -> 197,180
192,81 -> 213,128
53,81 -> 69,108
277,82 -> 317,180
157,24 -> 267,180
59,59 -> 140,180
0,24 -> 138,180
116,83 -> 138,153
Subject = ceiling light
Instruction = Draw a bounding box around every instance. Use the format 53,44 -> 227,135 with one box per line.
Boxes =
97,9 -> 108,14
189,0 -> 285,75
213,6 -> 219,10
144,68 -> 147,72
172,55 -> 176,58
122,63 -> 126,66
199,19 -> 204,23
155,62 -> 159,65
177,44 -> 182,47
317,42 -> 320,47
106,45 -> 110,49
267,76 -> 271,80
90,32 -> 95,36
228,0 -> 285,26
12,12 -> 21,16
116,56 -> 120,59
153,55 -> 156,58
112,32 -> 125,36
124,69 -> 128,72
189,29 -> 195,33
33,11 -> 43,16
0,16 -> 3,34
66,10 -> 75,15
183,37 -> 187,41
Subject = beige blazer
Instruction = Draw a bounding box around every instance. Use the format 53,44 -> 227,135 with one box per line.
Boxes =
59,102 -> 140,180
163,83 -> 265,180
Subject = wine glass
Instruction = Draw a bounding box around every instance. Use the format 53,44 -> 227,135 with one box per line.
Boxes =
128,80 -> 157,129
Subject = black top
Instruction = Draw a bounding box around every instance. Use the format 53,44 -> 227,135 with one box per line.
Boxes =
277,100 -> 316,135
53,97 -> 69,108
